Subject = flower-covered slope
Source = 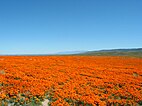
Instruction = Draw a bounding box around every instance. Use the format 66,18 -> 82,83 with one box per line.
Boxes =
0,56 -> 142,105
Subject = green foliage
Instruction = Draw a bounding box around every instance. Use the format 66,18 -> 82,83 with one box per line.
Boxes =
138,100 -> 142,105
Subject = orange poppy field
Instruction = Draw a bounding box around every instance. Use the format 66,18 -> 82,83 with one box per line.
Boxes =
0,56 -> 142,106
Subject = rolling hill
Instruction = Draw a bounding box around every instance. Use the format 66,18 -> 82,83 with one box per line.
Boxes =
75,48 -> 142,57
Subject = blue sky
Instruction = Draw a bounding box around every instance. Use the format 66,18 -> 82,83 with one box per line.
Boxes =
0,0 -> 142,54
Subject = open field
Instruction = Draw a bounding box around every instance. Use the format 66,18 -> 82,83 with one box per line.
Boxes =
0,56 -> 142,106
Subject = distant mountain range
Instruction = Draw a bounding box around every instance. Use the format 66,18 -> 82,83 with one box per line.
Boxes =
0,48 -> 142,57
55,51 -> 86,55
74,48 -> 142,57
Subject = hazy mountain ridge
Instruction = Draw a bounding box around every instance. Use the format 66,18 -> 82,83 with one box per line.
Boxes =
75,48 -> 142,57
0,48 -> 142,57
55,51 -> 86,55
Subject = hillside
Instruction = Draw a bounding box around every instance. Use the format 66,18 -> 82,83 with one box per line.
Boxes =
75,48 -> 142,57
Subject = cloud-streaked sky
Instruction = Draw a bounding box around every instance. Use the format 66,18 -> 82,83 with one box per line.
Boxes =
0,0 -> 142,54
